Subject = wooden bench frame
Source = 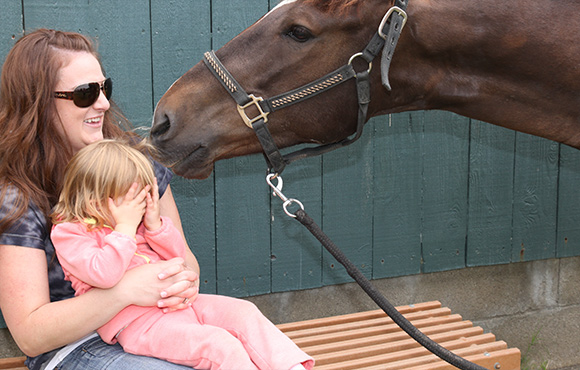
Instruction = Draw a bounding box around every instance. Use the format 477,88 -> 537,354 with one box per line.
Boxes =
0,301 -> 520,370
277,301 -> 521,370
0,357 -> 26,370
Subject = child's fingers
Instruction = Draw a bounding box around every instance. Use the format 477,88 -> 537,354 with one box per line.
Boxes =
151,178 -> 160,202
123,182 -> 140,201
108,197 -> 117,210
133,184 -> 151,204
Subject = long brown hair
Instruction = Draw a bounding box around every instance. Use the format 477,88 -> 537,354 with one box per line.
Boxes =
0,29 -> 133,234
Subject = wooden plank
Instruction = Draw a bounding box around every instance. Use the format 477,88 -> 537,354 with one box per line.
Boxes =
299,317 -> 472,356
0,0 -> 22,331
150,0 -> 217,294
169,176 -> 217,293
0,357 -> 26,370
319,341 -> 507,370
278,301 -> 442,332
314,334 -> 500,370
284,308 -> 455,340
212,0 -> 272,297
322,122 -> 374,285
421,111 -> 470,273
294,319 -> 474,349
23,0 -> 153,127
409,348 -> 521,370
373,113 -> 422,278
0,0 -> 22,71
270,155 -> 324,292
313,332 -> 494,367
467,120 -> 515,266
512,133 -> 559,261
556,145 -> 580,257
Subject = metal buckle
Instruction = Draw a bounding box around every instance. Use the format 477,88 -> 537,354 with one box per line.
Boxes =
378,6 -> 408,39
237,94 -> 269,128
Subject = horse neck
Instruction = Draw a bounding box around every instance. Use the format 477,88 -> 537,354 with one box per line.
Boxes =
370,0 -> 580,147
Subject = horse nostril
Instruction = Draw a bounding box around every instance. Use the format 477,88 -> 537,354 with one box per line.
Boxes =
151,114 -> 172,140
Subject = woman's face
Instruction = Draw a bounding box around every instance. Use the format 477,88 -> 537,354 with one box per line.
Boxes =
54,51 -> 110,153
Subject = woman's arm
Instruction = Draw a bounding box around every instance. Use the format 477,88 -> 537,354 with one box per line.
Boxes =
0,244 -> 190,356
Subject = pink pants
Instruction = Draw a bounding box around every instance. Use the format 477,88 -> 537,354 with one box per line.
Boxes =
116,294 -> 314,370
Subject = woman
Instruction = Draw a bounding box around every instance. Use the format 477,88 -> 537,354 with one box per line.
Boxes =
0,29 -> 198,370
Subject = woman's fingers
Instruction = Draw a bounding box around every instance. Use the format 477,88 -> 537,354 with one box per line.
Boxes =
156,257 -> 186,280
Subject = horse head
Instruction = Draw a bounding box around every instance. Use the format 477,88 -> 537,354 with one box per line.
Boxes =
151,0 -> 580,179
151,0 -> 395,179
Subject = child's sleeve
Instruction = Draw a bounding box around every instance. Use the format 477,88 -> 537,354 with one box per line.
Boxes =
144,216 -> 187,261
51,223 -> 138,289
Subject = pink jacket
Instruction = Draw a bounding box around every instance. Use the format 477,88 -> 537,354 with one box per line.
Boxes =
51,216 -> 187,342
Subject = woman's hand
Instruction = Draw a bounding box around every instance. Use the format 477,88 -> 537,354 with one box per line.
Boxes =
157,258 -> 200,312
117,257 -> 199,311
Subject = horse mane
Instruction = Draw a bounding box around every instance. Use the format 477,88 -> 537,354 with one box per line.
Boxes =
300,0 -> 361,13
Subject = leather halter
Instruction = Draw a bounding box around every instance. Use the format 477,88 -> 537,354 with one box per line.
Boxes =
203,0 -> 408,174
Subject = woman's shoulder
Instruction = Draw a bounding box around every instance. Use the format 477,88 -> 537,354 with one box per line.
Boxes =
0,183 -> 48,249
0,183 -> 44,220
152,159 -> 173,197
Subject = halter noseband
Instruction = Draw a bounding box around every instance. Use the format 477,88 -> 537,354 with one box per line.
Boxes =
203,0 -> 408,175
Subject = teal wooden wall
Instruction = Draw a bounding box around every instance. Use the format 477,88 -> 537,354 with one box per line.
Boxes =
2,1 -> 580,304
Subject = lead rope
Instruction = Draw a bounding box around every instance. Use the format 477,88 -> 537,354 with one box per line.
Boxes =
267,174 -> 489,370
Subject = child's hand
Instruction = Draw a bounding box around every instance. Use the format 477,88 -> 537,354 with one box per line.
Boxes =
109,182 -> 150,237
144,178 -> 162,231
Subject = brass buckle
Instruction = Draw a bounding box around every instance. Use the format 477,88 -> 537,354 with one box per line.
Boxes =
237,94 -> 269,128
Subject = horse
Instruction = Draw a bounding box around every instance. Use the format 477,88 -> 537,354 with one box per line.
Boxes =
150,0 -> 580,179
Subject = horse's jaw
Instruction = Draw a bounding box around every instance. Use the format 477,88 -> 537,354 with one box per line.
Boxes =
163,144 -> 216,180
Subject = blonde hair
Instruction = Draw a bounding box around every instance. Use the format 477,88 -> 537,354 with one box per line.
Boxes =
52,139 -> 156,229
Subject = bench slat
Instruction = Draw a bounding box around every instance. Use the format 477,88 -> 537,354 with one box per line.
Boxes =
301,318 -> 476,356
283,307 -> 453,339
294,319 -> 474,348
0,357 -> 26,370
316,341 -> 508,370
312,330 -> 495,365
277,301 -> 443,332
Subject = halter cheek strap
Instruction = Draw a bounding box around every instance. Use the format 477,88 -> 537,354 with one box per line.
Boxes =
203,0 -> 408,175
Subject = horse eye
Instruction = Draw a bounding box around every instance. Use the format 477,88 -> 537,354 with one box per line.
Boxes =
287,26 -> 313,42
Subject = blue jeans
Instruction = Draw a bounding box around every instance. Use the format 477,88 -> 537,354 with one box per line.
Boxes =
54,337 -> 193,369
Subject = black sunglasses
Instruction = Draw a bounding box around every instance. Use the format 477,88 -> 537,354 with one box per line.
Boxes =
54,78 -> 112,108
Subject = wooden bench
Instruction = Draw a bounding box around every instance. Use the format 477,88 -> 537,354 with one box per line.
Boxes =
0,301 -> 520,370
277,301 -> 521,370
0,357 -> 26,370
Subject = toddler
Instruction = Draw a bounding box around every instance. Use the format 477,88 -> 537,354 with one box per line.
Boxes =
51,139 -> 314,370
